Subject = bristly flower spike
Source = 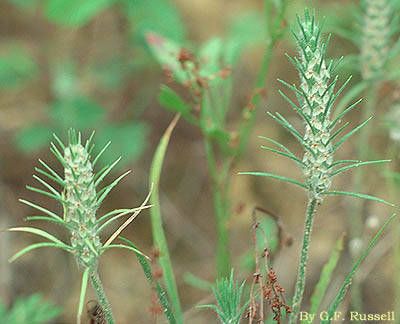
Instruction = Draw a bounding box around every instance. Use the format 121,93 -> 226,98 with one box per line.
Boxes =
240,10 -> 393,323
199,270 -> 248,324
8,129 -> 152,324
241,9 -> 392,206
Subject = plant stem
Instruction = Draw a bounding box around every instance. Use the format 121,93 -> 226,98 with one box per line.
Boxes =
89,270 -> 115,324
289,198 -> 318,323
349,82 -> 378,311
204,137 -> 231,277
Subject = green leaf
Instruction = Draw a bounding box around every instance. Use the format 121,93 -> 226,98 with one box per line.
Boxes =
8,227 -> 69,246
198,38 -> 223,76
183,272 -> 213,291
96,170 -> 131,205
239,171 -> 306,189
97,205 -> 151,233
307,235 -> 344,322
15,125 -> 53,153
101,244 -> 149,259
330,160 -> 391,177
261,145 -> 303,165
9,0 -> 39,9
324,190 -> 394,206
4,294 -> 61,324
77,268 -> 89,324
25,216 -> 67,226
149,115 -> 183,323
50,97 -> 106,130
19,199 -> 63,221
0,47 -> 37,88
158,85 -> 195,123
96,123 -> 149,167
225,11 -> 266,64
45,0 -> 115,27
8,242 -> 68,263
333,117 -> 373,150
125,0 -> 185,43
322,213 -> 397,323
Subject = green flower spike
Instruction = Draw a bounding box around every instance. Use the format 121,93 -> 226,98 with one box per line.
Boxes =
240,10 -> 393,323
9,129 -> 152,324
241,9 -> 392,205
361,0 -> 394,80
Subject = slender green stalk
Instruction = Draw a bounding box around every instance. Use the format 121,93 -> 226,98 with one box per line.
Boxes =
289,198 -> 318,323
89,270 -> 115,324
204,137 -> 231,277
349,83 -> 378,311
236,0 -> 287,158
208,1 -> 288,278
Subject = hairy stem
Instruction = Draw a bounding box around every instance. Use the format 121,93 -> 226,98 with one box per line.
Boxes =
89,270 -> 115,324
289,198 -> 318,323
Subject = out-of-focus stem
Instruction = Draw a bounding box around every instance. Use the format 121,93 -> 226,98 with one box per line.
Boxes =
349,83 -> 378,311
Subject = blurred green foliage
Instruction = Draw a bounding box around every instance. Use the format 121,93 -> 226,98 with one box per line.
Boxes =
0,294 -> 61,324
0,47 -> 37,88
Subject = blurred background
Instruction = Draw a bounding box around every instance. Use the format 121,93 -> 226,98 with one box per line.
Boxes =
0,0 -> 398,323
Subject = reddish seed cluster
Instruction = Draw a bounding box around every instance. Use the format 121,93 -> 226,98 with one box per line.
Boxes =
161,46 -> 233,120
246,217 -> 291,324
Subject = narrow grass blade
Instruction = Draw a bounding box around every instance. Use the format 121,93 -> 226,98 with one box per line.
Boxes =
321,213 -> 397,323
103,189 -> 152,246
25,216 -> 67,226
324,190 -> 394,206
26,185 -> 63,202
333,81 -> 367,120
101,244 -> 150,260
19,199 -> 63,221
9,242 -> 70,263
37,159 -> 64,184
330,160 -> 391,177
307,235 -> 344,322
267,112 -> 304,144
94,157 -> 122,187
97,208 -> 137,224
33,174 -> 61,196
278,89 -> 315,131
239,171 -> 306,189
77,268 -> 89,324
326,121 -> 349,144
8,227 -> 69,246
97,205 -> 152,233
96,170 -> 131,205
120,237 -> 177,324
35,167 -> 64,186
150,114 -> 183,323
260,146 -> 303,165
183,272 -> 213,291
330,98 -> 363,129
333,117 -> 372,151
93,141 -> 111,166
258,136 -> 296,155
